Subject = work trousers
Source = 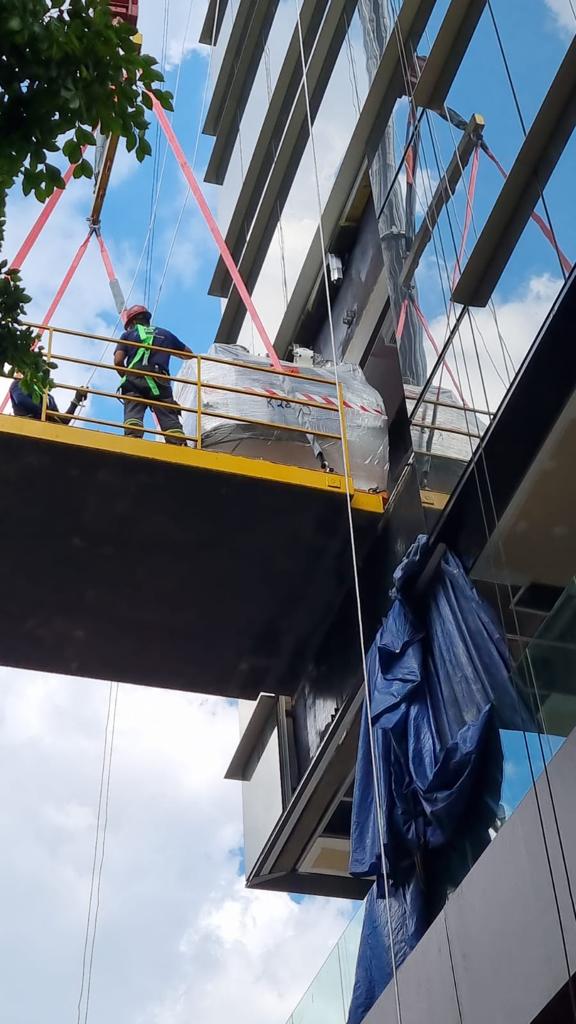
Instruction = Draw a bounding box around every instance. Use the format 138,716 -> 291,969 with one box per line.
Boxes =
122,373 -> 186,445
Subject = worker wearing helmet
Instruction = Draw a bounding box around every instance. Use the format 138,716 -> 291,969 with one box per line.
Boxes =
114,305 -> 194,445
10,374 -> 88,425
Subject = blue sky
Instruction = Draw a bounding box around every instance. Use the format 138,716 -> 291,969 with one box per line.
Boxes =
3,0 -> 574,422
93,0 -> 576,357
416,0 -> 576,311
77,0 -> 576,429
501,729 -> 565,816
101,53 -> 221,353
0,3 -> 575,1023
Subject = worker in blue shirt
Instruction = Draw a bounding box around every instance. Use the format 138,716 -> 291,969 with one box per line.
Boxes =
114,304 -> 194,445
10,376 -> 87,425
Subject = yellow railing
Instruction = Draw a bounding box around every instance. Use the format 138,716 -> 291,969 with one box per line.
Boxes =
11,320 -> 354,486
407,391 -> 492,457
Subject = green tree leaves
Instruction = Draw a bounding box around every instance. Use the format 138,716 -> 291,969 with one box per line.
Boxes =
0,0 -> 173,394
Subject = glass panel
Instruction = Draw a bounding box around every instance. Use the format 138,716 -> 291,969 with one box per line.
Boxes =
210,0 -> 236,83
220,0 -> 304,225
266,0 -> 303,97
338,902 -> 365,1009
345,8 -> 371,110
223,5 -> 371,329
237,221 -> 288,352
404,5 -> 575,504
216,133 -> 245,233
258,9 -> 368,330
287,903 -> 364,1024
357,1 -> 576,510
490,580 -> 576,827
281,578 -> 576,1024
516,579 -> 576,742
500,730 -> 563,823
291,943 -> 346,1024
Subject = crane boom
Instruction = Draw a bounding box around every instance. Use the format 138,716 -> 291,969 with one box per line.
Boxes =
109,1 -> 139,27
90,1 -> 141,225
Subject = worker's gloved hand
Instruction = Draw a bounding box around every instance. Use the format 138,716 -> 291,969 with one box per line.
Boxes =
75,387 -> 89,404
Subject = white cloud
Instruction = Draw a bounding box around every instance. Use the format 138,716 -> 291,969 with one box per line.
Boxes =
544,0 -> 576,33
138,0 -> 210,68
1,180 -> 125,411
0,669 -> 353,1024
427,273 -> 563,412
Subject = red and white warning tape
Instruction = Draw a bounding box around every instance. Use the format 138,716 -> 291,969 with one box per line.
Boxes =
242,384 -> 385,418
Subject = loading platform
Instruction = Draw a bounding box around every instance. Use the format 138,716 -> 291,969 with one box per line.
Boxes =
0,323 -> 386,699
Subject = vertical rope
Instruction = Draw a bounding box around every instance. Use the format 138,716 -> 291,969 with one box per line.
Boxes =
382,31 -> 576,999
413,43 -> 576,980
75,683 -> 114,1024
388,0 -> 514,390
82,683 -> 120,1024
293,4 -> 403,1021
486,0 -> 568,284
145,0 -> 169,305
153,0 -> 222,316
81,0 -> 202,397
264,42 -> 289,311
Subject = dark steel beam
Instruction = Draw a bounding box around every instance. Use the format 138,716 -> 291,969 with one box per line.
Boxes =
199,0 -> 229,46
214,0 -> 437,347
399,114 -> 484,288
205,0 -> 328,186
412,0 -> 488,111
209,0 -> 353,296
452,34 -> 576,307
203,0 -> 275,137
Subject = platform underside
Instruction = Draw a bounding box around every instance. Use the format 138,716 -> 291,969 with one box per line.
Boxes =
0,419 -> 385,698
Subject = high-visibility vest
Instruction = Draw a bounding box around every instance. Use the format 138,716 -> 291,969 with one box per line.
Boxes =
120,324 -> 161,397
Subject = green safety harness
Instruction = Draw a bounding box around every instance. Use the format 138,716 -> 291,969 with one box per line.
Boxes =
119,323 -> 161,397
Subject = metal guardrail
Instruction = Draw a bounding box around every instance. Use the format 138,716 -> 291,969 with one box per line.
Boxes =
407,388 -> 492,457
9,321 -> 354,485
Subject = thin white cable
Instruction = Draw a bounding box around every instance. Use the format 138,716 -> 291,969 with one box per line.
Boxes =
419,117 -> 511,403
82,683 -> 120,1024
344,12 -> 362,119
381,0 -> 532,647
264,41 -> 289,310
80,0 -> 199,398
421,104 -> 515,385
75,683 -> 115,1024
389,6 -> 576,985
401,14 -> 576,962
145,0 -> 171,305
384,0 -> 513,399
386,3 -> 512,401
410,9 -> 523,381
236,108 -> 257,353
152,0 -> 221,317
398,114 -> 509,394
294,4 -> 403,1022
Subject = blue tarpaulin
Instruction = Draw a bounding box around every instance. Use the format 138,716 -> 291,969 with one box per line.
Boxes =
347,536 -> 532,1024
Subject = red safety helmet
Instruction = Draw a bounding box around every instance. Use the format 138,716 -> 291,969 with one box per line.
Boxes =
123,304 -> 151,328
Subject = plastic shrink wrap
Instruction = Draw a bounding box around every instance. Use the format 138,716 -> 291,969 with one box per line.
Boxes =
174,344 -> 389,491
